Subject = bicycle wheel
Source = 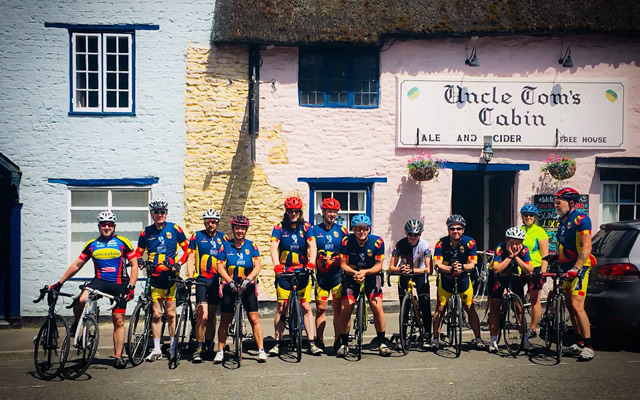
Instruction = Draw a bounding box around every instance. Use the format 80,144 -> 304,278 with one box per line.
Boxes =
34,315 -> 70,380
173,303 -> 191,367
289,298 -> 303,362
554,295 -> 565,364
503,293 -> 526,357
472,272 -> 490,324
355,295 -> 366,361
399,295 -> 413,355
541,298 -> 554,350
63,316 -> 99,379
233,303 -> 243,366
453,296 -> 463,357
127,301 -> 151,366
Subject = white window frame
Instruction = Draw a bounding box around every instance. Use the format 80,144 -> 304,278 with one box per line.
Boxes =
71,32 -> 133,113
67,186 -> 151,268
313,189 -> 367,230
600,181 -> 640,225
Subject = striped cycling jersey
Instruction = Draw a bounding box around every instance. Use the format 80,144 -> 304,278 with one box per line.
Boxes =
79,235 -> 136,284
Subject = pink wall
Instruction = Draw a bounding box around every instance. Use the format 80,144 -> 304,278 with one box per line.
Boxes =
255,35 -> 640,249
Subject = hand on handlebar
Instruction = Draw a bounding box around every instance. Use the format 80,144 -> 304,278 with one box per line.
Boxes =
241,278 -> 251,290
125,286 -> 135,302
49,281 -> 63,292
228,280 -> 238,292
567,267 -> 580,279
274,264 -> 285,275
305,262 -> 315,272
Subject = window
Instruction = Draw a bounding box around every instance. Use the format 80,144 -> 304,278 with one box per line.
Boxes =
71,32 -> 133,114
601,182 -> 640,224
69,187 -> 150,276
313,190 -> 366,230
299,48 -> 379,108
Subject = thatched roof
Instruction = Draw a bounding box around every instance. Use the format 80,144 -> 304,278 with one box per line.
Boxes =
213,0 -> 640,45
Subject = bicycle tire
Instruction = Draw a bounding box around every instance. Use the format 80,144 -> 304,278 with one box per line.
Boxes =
542,297 -> 554,351
234,302 -> 243,366
127,301 -> 151,366
554,294 -> 564,364
34,314 -> 70,381
398,295 -> 412,355
289,297 -> 303,362
355,294 -> 365,361
453,295 -> 463,357
173,303 -> 191,367
503,293 -> 526,357
472,274 -> 490,325
63,315 -> 99,379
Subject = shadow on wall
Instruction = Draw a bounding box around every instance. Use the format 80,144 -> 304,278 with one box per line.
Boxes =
387,176 -> 424,242
531,173 -> 563,196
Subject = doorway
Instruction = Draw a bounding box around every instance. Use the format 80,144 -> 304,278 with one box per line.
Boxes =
451,171 -> 514,251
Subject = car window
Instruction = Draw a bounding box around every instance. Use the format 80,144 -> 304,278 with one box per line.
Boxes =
592,229 -> 638,258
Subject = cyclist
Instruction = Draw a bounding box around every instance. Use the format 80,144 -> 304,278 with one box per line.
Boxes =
185,208 -> 229,363
135,197 -> 190,362
519,204 -> 549,341
336,214 -> 393,357
389,219 -> 433,349
311,197 -> 348,352
214,215 -> 267,363
487,227 -> 533,353
555,187 -> 597,361
49,211 -> 138,369
431,214 -> 485,350
269,196 -> 322,356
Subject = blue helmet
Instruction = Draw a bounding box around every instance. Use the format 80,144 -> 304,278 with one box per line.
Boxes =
520,203 -> 538,215
351,214 -> 371,227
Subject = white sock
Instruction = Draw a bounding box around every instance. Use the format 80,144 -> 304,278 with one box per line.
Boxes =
154,338 -> 161,352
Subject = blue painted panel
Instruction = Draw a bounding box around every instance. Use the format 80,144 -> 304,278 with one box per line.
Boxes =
48,177 -> 159,186
45,23 -> 159,31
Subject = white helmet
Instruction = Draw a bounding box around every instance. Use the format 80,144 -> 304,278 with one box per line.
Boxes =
148,197 -> 168,211
97,210 -> 117,223
202,209 -> 221,220
505,226 -> 526,240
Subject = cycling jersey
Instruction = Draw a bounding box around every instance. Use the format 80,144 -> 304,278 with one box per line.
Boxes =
270,221 -> 315,269
217,239 -> 260,280
340,233 -> 385,270
392,237 -> 431,270
490,242 -> 532,274
489,242 -> 532,299
136,222 -> 189,290
433,235 -> 477,293
521,223 -> 548,267
78,235 -> 136,284
557,209 -> 597,271
312,222 -> 348,291
188,230 -> 229,281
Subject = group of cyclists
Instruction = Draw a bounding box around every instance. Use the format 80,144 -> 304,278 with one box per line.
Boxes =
47,185 -> 596,370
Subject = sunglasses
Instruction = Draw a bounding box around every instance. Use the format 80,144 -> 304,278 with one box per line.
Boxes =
99,222 -> 115,227
522,213 -> 536,218
152,210 -> 167,215
448,227 -> 464,231
354,226 -> 369,232
407,233 -> 420,237
286,209 -> 302,214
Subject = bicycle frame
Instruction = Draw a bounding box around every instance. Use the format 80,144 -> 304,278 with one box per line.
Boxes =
279,269 -> 311,362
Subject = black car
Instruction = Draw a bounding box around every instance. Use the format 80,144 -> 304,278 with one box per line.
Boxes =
586,219 -> 640,331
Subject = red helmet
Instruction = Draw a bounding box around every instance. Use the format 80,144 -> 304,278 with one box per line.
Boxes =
284,196 -> 303,210
555,187 -> 580,202
321,198 -> 341,211
230,215 -> 250,227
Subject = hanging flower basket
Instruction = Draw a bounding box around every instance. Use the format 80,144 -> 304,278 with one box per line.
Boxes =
407,152 -> 446,182
542,153 -> 576,180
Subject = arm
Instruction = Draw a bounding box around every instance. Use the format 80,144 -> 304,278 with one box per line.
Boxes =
186,252 -> 196,279
513,256 -> 533,274
424,256 -> 433,275
216,260 -> 233,284
128,257 -> 139,287
340,254 -> 357,277
539,238 -> 549,273
575,233 -> 593,269
58,258 -> 90,284
388,254 -> 402,274
365,258 -> 383,276
247,257 -> 261,281
307,238 -> 317,266
270,240 -> 281,269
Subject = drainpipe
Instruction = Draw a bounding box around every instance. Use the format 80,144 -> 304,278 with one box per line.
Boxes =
248,44 -> 260,164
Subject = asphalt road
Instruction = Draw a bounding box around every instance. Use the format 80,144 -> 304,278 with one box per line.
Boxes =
1,313 -> 639,400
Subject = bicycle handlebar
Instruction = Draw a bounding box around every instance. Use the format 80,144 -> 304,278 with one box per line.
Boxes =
33,285 -> 73,303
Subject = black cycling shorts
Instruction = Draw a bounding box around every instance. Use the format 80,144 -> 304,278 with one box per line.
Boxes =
220,283 -> 259,314
397,274 -> 430,302
86,277 -> 128,313
488,273 -> 527,300
195,279 -> 220,305
528,267 -> 544,291
343,274 -> 383,302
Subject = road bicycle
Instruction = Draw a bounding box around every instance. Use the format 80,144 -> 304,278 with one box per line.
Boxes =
438,271 -> 463,358
63,284 -> 117,379
32,286 -> 73,380
168,275 -> 205,368
539,254 -> 574,364
224,277 -> 256,367
388,269 -> 426,355
279,268 -> 313,362
495,271 -> 527,357
472,250 -> 494,326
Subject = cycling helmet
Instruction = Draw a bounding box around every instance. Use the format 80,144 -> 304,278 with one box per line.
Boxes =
351,214 -> 371,227
284,196 -> 303,210
230,215 -> 250,227
505,226 -> 526,240
97,210 -> 117,223
321,198 -> 341,211
404,219 -> 424,235
555,187 -> 580,202
148,197 -> 168,210
520,203 -> 539,215
202,209 -> 221,220
446,214 -> 466,228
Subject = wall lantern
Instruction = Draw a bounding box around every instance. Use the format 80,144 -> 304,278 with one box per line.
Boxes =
558,47 -> 573,68
465,47 -> 479,67
482,135 -> 494,163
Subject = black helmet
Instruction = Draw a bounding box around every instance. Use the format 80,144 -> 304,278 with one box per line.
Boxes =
404,219 -> 424,235
446,214 -> 466,228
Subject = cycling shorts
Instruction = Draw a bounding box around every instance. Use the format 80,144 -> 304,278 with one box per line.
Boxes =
86,277 -> 128,314
195,279 -> 220,305
220,283 -> 259,313
315,282 -> 342,302
528,267 -> 544,291
437,275 -> 473,307
276,275 -> 312,304
488,273 -> 527,300
343,274 -> 383,303
562,266 -> 592,297
151,282 -> 177,303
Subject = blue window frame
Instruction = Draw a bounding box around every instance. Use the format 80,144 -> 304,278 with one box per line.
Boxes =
299,48 -> 379,109
298,177 -> 387,230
